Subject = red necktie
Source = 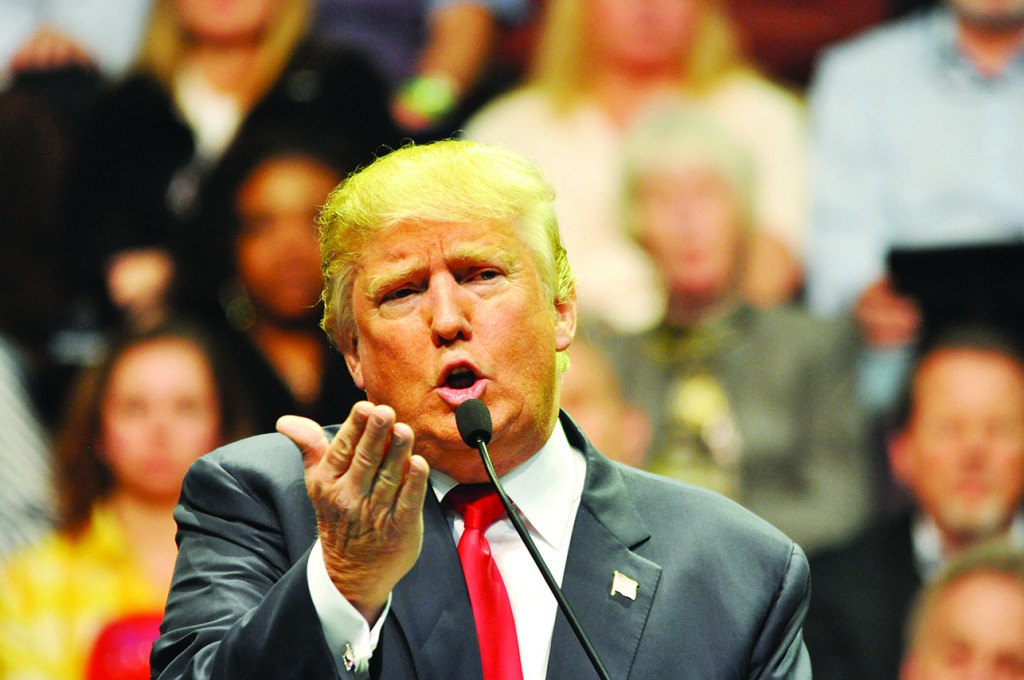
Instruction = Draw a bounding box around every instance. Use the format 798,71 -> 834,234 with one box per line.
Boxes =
444,484 -> 525,680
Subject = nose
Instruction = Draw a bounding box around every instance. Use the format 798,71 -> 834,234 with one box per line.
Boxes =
425,272 -> 472,346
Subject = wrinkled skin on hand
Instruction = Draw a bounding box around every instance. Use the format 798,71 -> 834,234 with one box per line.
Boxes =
276,402 -> 430,624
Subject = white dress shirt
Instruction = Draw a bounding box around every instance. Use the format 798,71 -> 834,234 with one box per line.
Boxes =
307,420 -> 586,678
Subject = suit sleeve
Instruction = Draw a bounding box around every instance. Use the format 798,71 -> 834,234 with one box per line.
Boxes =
151,453 -> 349,679
749,543 -> 813,679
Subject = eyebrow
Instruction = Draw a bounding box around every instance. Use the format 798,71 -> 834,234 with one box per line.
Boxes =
362,242 -> 516,301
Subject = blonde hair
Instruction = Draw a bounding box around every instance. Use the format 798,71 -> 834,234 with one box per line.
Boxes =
136,0 -> 310,101
529,0 -> 748,110
317,140 -> 577,368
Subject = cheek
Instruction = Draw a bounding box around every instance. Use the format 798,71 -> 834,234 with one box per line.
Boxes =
175,414 -> 222,454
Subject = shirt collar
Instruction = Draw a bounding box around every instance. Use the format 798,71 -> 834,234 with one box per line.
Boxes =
432,418 -> 584,551
912,511 -> 1024,579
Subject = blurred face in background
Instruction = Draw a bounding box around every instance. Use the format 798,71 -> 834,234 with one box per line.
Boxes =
901,571 -> 1024,680
892,349 -> 1024,548
100,338 -> 223,503
634,164 -> 746,311
174,0 -> 283,44
235,155 -> 340,326
585,0 -> 702,74
560,340 -> 651,468
950,0 -> 1024,29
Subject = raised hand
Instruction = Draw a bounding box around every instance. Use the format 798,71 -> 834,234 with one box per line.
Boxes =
276,402 -> 430,623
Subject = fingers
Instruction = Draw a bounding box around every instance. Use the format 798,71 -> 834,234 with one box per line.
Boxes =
280,402 -> 424,501
276,415 -> 331,470
368,421 -> 415,507
393,453 -> 431,527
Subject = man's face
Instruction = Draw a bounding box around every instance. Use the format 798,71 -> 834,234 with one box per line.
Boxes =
950,0 -> 1024,30
902,572 -> 1024,680
892,349 -> 1024,545
342,219 -> 576,482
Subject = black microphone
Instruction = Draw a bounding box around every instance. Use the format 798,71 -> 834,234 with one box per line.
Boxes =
454,399 -> 612,680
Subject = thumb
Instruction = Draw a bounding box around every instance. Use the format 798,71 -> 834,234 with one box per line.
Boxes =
276,415 -> 330,471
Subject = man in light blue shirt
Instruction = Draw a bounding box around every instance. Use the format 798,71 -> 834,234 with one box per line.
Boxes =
805,0 -> 1024,411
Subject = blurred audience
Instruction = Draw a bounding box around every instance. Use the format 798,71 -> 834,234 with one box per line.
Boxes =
0,321 -> 252,679
0,0 -> 152,85
805,0 -> 1024,413
899,540 -> 1024,680
0,335 -> 53,559
312,0 -> 530,135
559,324 -> 651,468
178,132 -> 365,432
67,0 -> 397,342
600,104 -> 871,554
463,0 -> 808,333
805,326 -> 1024,680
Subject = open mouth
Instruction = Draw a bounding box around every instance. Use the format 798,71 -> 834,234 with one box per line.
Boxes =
445,366 -> 479,389
437,363 -> 486,405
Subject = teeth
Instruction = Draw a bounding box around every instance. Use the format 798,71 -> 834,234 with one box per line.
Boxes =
446,367 -> 476,389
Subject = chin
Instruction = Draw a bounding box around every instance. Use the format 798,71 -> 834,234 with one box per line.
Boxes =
941,499 -> 1009,540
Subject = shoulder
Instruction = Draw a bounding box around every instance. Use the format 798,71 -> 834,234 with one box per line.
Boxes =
809,515 -> 914,580
738,305 -> 860,365
814,10 -> 936,84
461,87 -> 561,139
751,304 -> 856,341
181,430 -> 323,514
626,464 -> 796,545
188,431 -> 313,487
709,69 -> 805,115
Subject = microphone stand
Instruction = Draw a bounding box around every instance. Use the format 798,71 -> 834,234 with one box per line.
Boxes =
469,435 -> 613,680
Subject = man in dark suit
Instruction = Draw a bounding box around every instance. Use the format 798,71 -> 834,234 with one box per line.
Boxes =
805,327 -> 1024,680
151,139 -> 811,679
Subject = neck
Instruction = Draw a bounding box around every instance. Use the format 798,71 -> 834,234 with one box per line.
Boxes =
107,490 -> 181,594
940,518 -> 1016,556
957,16 -> 1024,77
588,63 -> 687,127
250,320 -> 325,405
183,41 -> 264,103
664,291 -> 738,328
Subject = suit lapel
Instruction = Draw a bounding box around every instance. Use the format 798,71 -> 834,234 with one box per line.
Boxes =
546,416 -> 661,680
390,491 -> 482,679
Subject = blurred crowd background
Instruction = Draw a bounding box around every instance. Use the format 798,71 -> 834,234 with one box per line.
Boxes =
1,0 -> 1023,678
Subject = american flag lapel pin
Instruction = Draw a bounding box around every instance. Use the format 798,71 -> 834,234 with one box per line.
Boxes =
610,570 -> 638,601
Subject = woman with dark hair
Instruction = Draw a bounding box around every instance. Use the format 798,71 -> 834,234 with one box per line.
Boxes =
0,320 -> 254,678
178,131 -> 365,433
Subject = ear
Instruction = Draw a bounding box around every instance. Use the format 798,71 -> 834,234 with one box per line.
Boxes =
554,298 -> 577,352
888,427 -> 915,489
342,337 -> 365,390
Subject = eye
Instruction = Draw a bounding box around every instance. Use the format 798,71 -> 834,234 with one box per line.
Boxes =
381,286 -> 418,304
464,268 -> 503,284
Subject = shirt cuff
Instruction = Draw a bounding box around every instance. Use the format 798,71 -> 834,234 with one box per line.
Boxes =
306,539 -> 392,677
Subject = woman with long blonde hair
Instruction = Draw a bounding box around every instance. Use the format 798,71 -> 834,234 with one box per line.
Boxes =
463,0 -> 807,333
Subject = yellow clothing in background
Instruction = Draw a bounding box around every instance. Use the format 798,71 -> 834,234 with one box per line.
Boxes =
0,504 -> 163,680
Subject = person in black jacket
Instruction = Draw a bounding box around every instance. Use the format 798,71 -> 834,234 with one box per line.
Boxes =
67,0 -> 399,338
805,326 -> 1024,680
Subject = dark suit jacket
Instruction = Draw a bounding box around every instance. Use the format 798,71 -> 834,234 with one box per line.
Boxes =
152,412 -> 812,679
803,515 -> 921,680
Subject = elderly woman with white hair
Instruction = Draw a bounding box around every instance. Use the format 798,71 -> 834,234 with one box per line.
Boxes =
601,103 -> 874,555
